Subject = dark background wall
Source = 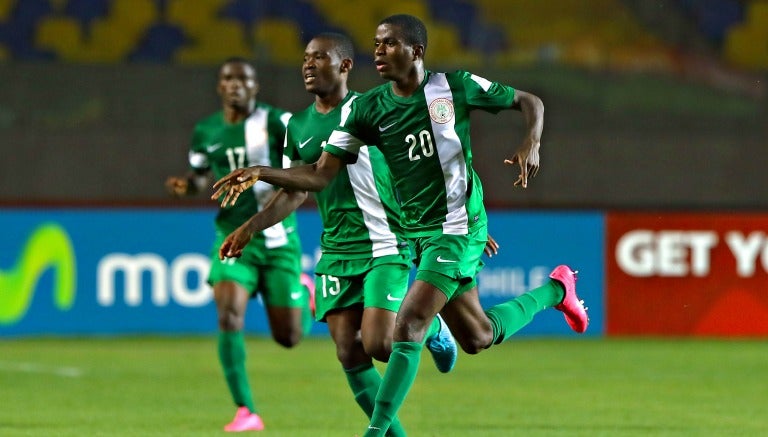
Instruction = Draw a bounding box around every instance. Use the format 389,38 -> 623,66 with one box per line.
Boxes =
0,0 -> 766,210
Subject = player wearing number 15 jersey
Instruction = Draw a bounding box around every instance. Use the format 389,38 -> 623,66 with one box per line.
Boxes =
215,34 -> 457,436
211,15 -> 589,436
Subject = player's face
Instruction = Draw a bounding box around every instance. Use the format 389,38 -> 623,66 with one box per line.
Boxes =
217,62 -> 258,110
373,24 -> 416,81
302,38 -> 345,96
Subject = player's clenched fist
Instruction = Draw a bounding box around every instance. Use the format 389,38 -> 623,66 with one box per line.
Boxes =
165,176 -> 190,196
211,167 -> 262,207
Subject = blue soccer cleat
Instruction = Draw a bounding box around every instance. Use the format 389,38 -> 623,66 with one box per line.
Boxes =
425,314 -> 458,373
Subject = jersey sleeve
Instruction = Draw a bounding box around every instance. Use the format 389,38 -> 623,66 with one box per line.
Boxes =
188,123 -> 209,171
460,70 -> 516,114
324,99 -> 367,164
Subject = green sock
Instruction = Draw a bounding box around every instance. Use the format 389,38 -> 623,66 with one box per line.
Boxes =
421,317 -> 440,345
365,342 -> 423,437
485,279 -> 565,345
218,330 -> 255,412
344,364 -> 407,437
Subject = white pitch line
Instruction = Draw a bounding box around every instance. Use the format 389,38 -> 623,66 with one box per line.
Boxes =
0,361 -> 84,378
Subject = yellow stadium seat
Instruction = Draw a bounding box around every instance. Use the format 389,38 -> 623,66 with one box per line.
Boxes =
84,20 -> 145,62
175,21 -> 251,65
109,0 -> 158,32
35,17 -> 83,59
723,1 -> 768,69
427,24 -> 481,68
167,0 -> 228,37
378,0 -> 429,20
312,0 -> 378,50
253,19 -> 304,66
0,0 -> 14,20
748,0 -> 768,24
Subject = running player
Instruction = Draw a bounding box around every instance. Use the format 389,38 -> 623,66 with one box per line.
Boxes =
216,33 -> 458,436
165,57 -> 312,433
211,16 -> 588,436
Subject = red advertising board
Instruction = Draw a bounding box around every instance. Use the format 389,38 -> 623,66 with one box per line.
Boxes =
607,212 -> 768,336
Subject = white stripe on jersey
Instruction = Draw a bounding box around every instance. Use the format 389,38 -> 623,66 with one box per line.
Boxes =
245,108 -> 288,248
470,74 -> 492,92
347,146 -> 399,257
328,95 -> 363,154
424,72 -> 469,235
341,94 -> 357,125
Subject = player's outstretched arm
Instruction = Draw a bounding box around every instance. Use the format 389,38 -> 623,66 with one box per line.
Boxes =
211,167 -> 261,206
504,89 -> 544,188
219,188 -> 308,259
212,151 -> 345,207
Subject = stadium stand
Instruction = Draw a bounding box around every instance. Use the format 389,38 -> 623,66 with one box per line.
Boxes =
725,0 -> 768,69
0,0 -> 765,72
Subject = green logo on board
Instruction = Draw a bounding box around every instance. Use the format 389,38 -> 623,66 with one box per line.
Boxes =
0,223 -> 76,325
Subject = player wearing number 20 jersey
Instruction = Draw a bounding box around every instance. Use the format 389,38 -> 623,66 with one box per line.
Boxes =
325,70 -> 515,240
284,91 -> 410,321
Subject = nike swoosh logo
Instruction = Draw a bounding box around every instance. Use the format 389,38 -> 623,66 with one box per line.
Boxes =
436,256 -> 457,263
206,143 -> 223,153
386,293 -> 402,302
368,426 -> 381,431
378,121 -> 397,132
290,291 -> 303,300
298,137 -> 313,148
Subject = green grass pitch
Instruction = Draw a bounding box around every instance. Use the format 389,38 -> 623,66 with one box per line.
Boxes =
0,337 -> 764,436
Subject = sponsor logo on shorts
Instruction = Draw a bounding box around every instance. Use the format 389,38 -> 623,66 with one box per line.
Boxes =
386,293 -> 403,302
436,256 -> 457,263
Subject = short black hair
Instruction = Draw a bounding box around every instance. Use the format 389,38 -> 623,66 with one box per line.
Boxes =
378,14 -> 427,53
314,32 -> 355,60
221,57 -> 257,79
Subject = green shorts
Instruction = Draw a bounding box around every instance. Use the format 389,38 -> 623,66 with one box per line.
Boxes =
411,226 -> 487,301
313,253 -> 410,322
208,230 -> 307,308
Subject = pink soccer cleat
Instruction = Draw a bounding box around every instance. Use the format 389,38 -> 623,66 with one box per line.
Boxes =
549,265 -> 589,333
224,407 -> 265,432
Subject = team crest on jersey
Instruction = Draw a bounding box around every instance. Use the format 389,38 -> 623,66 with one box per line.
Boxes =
428,98 -> 454,124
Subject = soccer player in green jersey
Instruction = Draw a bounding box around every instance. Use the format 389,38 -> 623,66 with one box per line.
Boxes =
165,57 -> 313,433
217,33 -> 458,436
212,15 -> 589,435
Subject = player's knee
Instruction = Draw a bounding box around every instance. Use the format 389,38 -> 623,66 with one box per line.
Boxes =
218,312 -> 244,331
273,329 -> 302,349
361,332 -> 392,362
456,330 -> 493,355
364,342 -> 392,363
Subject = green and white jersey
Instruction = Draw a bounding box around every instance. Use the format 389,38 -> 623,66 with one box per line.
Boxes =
284,91 -> 407,260
189,102 -> 297,248
325,70 -> 515,238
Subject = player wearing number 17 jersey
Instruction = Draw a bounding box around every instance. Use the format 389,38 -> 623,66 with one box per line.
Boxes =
166,57 -> 312,433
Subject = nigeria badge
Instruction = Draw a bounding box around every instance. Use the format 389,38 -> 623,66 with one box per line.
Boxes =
429,98 -> 454,124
